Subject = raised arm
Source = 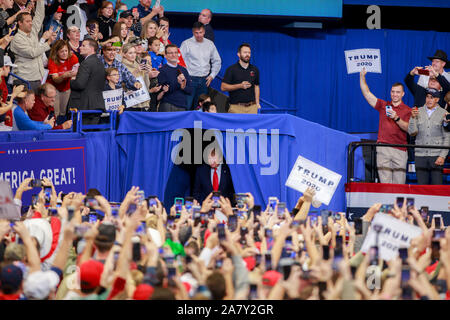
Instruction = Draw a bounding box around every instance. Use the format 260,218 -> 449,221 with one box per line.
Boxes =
359,68 -> 378,108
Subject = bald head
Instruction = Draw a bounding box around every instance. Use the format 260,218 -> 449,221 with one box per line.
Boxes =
198,9 -> 212,25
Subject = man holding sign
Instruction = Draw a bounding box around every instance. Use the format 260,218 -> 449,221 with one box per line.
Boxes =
359,68 -> 411,184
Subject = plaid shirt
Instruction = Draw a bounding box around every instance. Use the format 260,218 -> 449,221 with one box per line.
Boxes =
99,55 -> 137,90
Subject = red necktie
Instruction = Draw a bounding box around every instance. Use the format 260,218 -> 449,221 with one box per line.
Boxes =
213,168 -> 219,191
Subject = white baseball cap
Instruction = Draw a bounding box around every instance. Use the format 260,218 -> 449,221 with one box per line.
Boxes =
23,270 -> 60,299
3,56 -> 17,68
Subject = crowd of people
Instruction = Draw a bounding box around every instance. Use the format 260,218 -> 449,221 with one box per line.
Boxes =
0,0 -> 261,132
0,178 -> 449,300
359,50 -> 450,185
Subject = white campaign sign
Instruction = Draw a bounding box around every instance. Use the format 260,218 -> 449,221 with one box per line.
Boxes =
102,88 -> 123,111
344,48 -> 382,74
123,76 -> 150,108
361,213 -> 423,261
0,181 -> 20,220
285,156 -> 342,206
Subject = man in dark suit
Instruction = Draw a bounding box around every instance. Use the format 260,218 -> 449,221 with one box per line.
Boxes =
68,38 -> 105,124
193,148 -> 235,204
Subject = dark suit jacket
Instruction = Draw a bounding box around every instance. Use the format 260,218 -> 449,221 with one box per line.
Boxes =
193,164 -> 235,205
404,73 -> 450,108
68,54 -> 106,111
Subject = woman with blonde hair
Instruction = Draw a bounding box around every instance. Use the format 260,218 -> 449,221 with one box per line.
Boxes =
140,20 -> 164,54
47,40 -> 79,118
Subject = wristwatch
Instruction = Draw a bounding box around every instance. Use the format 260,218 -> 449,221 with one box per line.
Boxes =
395,117 -> 400,122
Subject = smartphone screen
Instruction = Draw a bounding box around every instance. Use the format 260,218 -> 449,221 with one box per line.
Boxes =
264,228 -> 273,239
127,203 -> 137,215
249,284 -> 258,300
67,206 -> 75,221
369,246 -> 378,265
174,197 -> 184,212
167,267 -> 176,278
399,247 -> 408,262
255,254 -> 262,266
434,215 -> 441,229
217,223 -> 226,242
406,198 -> 414,209
322,245 -> 330,260
321,210 -> 330,225
396,197 -> 404,208
268,197 -> 277,211
277,202 -> 286,219
185,196 -> 193,210
354,218 -> 363,235
148,196 -> 157,207
44,187 -> 52,204
89,213 -> 97,224
253,205 -> 261,217
433,229 -> 445,239
228,215 -> 237,232
265,253 -> 272,270
215,259 -> 223,269
212,192 -> 221,208
417,68 -> 429,75
132,242 -> 141,262
420,206 -> 429,220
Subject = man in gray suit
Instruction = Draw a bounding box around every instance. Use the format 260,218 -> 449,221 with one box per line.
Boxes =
408,88 -> 450,185
68,38 -> 106,124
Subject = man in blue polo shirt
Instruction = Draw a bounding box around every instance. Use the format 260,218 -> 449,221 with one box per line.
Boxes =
12,88 -> 54,131
157,44 -> 192,112
132,0 -> 164,22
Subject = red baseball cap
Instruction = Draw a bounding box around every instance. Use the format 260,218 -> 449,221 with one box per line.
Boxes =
262,270 -> 282,287
243,256 -> 256,271
79,259 -> 104,290
133,284 -> 154,300
56,6 -> 66,13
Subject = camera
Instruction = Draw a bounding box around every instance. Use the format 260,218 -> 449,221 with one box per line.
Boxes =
29,179 -> 43,188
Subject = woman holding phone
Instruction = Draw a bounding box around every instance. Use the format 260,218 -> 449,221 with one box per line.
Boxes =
47,40 -> 79,118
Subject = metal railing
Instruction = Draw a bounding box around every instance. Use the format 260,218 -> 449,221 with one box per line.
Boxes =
347,141 -> 450,183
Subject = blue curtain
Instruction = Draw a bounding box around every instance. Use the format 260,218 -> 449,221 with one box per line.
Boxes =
115,112 -> 364,212
169,27 -> 450,133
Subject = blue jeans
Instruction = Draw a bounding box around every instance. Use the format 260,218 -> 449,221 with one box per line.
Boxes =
186,76 -> 208,110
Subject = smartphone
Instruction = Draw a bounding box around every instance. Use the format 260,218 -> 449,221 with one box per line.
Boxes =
47,110 -> 55,120
67,206 -> 75,221
89,213 -> 97,224
264,253 -> 273,270
31,194 -> 38,206
420,206 -> 429,220
141,58 -> 147,65
29,179 -> 42,188
396,197 -> 404,208
137,190 -> 145,206
354,218 -> 363,235
253,205 -> 261,218
215,259 -> 223,269
399,247 -> 408,262
212,191 -> 221,208
446,114 -> 450,121
433,229 -> 445,239
111,205 -> 119,218
217,223 -> 226,242
277,202 -> 286,219
147,196 -> 157,208
184,196 -> 193,210
167,266 -> 176,279
433,214 -> 442,229
268,197 -> 277,211
132,242 -> 141,262
249,284 -> 258,300
333,212 -> 341,221
255,254 -> 262,266
235,193 -> 247,209
385,105 -> 393,116
74,225 -> 90,237
322,245 -> 330,260
174,197 -> 184,213
417,68 -> 429,76
401,267 -> 410,283
264,228 -> 273,239
167,216 -> 175,228
185,255 -> 192,264
228,215 -> 237,232
48,208 -> 58,216
406,198 -> 414,210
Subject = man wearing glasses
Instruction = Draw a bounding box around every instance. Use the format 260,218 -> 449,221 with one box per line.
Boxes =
99,42 -> 142,90
157,44 -> 192,112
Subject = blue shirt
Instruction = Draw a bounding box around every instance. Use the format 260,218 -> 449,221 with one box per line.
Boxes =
133,4 -> 160,22
149,51 -> 167,70
157,63 -> 193,109
12,105 -> 52,131
99,55 -> 138,90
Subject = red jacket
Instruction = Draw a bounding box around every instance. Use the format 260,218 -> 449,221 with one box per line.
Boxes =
27,96 -> 63,130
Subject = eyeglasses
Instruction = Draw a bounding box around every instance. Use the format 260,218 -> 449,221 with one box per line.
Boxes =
109,73 -> 119,77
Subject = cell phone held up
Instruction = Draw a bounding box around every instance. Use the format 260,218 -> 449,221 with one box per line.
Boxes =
29,179 -> 43,188
417,68 -> 429,76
